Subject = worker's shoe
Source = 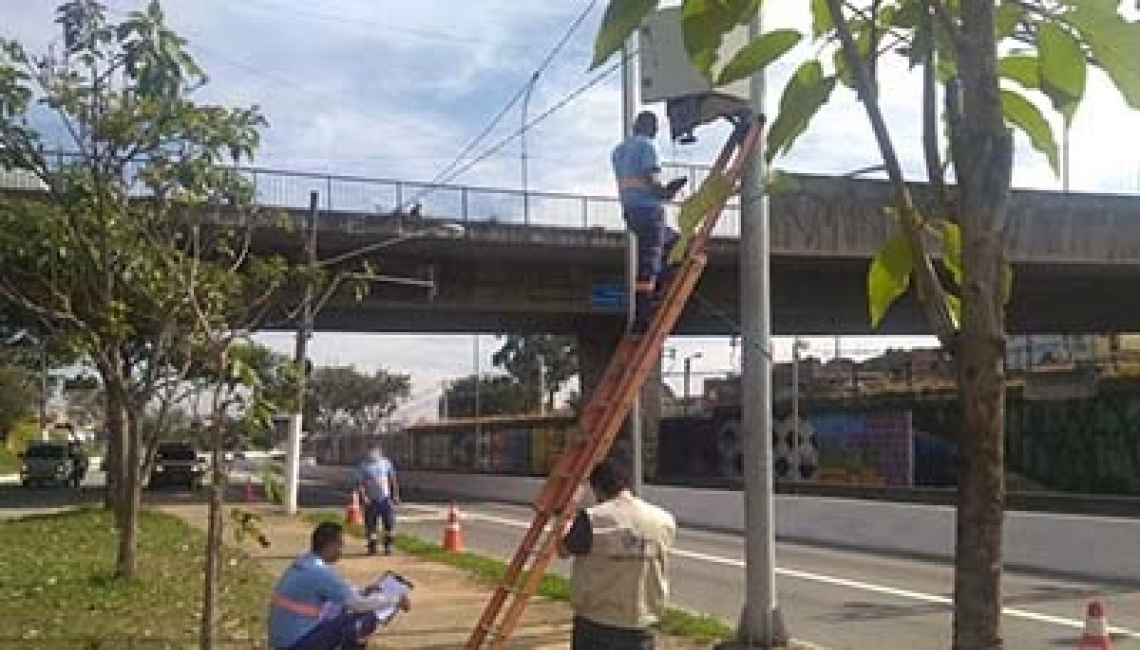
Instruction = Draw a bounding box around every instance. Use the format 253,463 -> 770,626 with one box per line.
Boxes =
366,539 -> 378,556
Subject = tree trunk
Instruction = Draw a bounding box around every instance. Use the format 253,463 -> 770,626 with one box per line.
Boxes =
952,2 -> 1013,648
104,374 -> 140,579
200,354 -> 230,650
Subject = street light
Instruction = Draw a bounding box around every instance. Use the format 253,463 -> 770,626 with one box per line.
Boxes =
791,338 -> 808,481
283,194 -> 465,515
682,352 -> 703,418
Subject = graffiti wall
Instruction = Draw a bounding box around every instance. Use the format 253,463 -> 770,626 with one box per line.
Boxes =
657,408 -> 924,487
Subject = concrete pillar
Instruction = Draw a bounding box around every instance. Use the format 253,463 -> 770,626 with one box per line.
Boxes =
642,356 -> 663,480
577,324 -> 636,477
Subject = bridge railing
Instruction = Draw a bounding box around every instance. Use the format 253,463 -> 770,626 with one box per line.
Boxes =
0,154 -> 743,238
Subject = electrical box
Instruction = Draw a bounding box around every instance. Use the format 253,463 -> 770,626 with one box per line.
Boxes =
639,6 -> 751,141
639,6 -> 751,103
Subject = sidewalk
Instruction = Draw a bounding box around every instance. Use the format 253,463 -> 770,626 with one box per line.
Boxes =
165,503 -> 708,649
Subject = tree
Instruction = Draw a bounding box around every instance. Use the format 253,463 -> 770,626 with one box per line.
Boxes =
492,334 -> 578,411
0,0 -> 269,585
594,2 -> 1140,647
307,365 -> 411,434
440,374 -> 533,419
0,364 -> 35,439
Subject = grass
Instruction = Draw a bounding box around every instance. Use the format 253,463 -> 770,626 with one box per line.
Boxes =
303,511 -> 734,645
0,508 -> 275,649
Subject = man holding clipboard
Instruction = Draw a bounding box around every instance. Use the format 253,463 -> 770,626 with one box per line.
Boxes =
268,522 -> 413,650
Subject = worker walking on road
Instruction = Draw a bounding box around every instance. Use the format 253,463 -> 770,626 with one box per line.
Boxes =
356,445 -> 401,556
267,522 -> 410,650
612,111 -> 688,333
559,459 -> 677,650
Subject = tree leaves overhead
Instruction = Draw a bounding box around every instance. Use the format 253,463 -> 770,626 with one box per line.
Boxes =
1000,89 -> 1060,174
765,60 -> 836,163
716,29 -> 801,86
683,0 -> 737,78
1063,0 -> 1140,110
592,0 -> 657,70
868,229 -> 913,328
1036,22 -> 1086,124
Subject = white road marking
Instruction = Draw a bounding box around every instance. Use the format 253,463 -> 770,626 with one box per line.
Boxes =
406,504 -> 1140,639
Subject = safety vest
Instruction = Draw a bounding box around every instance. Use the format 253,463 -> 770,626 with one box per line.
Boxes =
571,492 -> 676,630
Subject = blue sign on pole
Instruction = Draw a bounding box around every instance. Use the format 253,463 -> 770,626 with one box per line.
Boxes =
590,282 -> 627,310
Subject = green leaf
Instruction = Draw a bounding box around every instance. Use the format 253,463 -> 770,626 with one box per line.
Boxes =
1000,89 -> 1060,174
669,172 -> 735,264
592,0 -> 658,70
763,168 -> 799,194
725,0 -> 762,26
998,54 -> 1040,90
944,293 -> 962,329
937,220 -> 962,287
810,0 -> 833,38
683,0 -> 736,78
1064,0 -> 1140,109
868,231 -> 913,328
716,29 -> 801,86
765,60 -> 836,162
995,2 -> 1025,39
1037,22 -> 1086,124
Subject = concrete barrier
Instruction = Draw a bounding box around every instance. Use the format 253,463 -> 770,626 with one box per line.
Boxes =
397,470 -> 1140,583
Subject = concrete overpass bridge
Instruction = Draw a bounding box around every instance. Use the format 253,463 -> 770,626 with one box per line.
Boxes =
6,163 -> 1140,336
240,164 -> 1140,337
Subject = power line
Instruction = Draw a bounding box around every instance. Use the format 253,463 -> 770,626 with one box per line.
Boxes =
404,0 -> 598,208
401,55 -> 624,209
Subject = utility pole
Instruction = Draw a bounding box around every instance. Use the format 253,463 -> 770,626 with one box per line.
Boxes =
791,338 -> 806,482
622,34 -> 644,494
285,191 -> 318,516
683,352 -> 702,418
735,7 -> 786,647
521,72 -> 539,223
537,352 -> 547,415
39,342 -> 49,441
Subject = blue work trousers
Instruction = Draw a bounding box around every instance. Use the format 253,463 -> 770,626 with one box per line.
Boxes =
284,611 -> 380,650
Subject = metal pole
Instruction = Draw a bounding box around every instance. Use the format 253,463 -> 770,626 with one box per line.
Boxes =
537,352 -> 546,415
622,35 -> 644,494
791,338 -> 802,482
683,357 -> 691,418
474,335 -> 481,424
736,7 -> 786,646
285,191 -> 318,515
522,73 -> 538,224
40,342 -> 49,441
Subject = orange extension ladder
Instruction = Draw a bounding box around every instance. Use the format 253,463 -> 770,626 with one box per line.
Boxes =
465,113 -> 766,649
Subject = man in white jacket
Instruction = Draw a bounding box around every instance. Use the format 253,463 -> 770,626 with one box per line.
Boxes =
268,522 -> 410,650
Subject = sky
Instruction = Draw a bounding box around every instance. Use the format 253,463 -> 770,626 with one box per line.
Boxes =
6,0 -> 1140,421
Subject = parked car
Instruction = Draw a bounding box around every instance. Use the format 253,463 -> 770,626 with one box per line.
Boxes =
148,442 -> 206,490
20,442 -> 87,488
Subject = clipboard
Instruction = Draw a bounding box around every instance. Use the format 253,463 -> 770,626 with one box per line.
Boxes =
371,570 -> 414,624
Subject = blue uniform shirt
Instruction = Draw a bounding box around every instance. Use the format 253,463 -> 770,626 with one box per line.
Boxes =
268,553 -> 355,649
358,457 -> 395,502
612,135 -> 662,209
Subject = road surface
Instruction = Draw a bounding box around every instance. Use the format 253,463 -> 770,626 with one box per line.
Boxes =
296,467 -> 1140,650
4,463 -> 1136,649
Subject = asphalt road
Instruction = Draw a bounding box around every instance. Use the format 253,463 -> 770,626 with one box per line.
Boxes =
4,465 -> 1137,649
292,467 -> 1140,650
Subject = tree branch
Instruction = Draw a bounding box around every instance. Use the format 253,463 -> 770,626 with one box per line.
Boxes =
922,0 -> 952,215
824,0 -> 958,346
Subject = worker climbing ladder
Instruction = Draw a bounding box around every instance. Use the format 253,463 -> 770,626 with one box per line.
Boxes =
465,112 -> 765,649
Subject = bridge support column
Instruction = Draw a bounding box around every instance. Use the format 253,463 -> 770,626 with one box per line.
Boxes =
577,324 -> 642,483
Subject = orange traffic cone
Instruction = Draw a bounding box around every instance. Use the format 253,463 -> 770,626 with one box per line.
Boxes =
345,491 -> 362,526
245,476 -> 257,503
1079,601 -> 1114,650
442,504 -> 463,552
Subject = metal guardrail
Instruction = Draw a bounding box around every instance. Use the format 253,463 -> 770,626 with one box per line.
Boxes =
0,156 -> 743,238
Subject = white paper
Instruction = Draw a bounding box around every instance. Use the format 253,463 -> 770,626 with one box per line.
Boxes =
371,572 -> 413,624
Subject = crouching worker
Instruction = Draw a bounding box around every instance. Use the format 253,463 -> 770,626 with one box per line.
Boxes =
268,522 -> 411,650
